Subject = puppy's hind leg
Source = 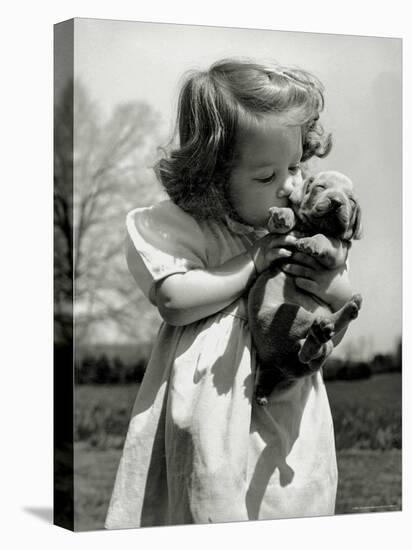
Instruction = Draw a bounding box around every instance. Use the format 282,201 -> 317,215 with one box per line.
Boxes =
298,294 -> 362,364
307,340 -> 334,371
332,293 -> 362,334
298,318 -> 335,364
254,358 -> 297,406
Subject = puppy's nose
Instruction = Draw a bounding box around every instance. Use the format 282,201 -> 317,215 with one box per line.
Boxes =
314,195 -> 343,214
329,197 -> 343,210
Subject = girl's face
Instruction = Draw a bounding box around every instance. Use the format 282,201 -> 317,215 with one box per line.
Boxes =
228,114 -> 303,228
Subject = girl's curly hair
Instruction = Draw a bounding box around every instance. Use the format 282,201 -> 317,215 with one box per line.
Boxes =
155,58 -> 332,221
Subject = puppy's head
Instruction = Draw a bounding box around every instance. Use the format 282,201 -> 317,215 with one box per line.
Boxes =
296,171 -> 362,240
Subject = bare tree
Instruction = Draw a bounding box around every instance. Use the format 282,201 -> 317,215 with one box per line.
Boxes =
54,80 -> 164,348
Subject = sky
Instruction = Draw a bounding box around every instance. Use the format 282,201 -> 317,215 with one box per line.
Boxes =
73,18 -> 402,359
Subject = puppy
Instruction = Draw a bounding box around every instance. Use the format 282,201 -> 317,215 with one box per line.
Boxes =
248,170 -> 363,405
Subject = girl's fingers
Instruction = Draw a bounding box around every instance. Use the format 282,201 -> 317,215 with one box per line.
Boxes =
291,251 -> 322,269
267,248 -> 292,262
268,234 -> 298,248
294,277 -> 319,293
282,264 -> 314,279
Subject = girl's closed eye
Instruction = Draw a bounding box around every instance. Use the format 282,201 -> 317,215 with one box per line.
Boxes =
255,164 -> 300,183
255,165 -> 300,185
256,173 -> 276,184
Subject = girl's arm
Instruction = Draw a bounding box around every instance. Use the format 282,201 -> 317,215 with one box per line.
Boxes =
155,233 -> 297,326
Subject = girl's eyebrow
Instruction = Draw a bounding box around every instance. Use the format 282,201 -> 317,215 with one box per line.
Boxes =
252,162 -> 276,170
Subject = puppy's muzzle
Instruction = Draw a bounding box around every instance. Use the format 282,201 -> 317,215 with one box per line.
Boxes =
313,195 -> 345,216
302,193 -> 353,238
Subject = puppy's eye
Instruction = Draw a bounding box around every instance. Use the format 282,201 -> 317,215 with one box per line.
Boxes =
289,165 -> 301,175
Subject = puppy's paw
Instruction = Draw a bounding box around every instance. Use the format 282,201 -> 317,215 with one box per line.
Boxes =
268,207 -> 295,233
298,317 -> 335,363
296,234 -> 329,257
331,293 -> 363,334
311,318 -> 335,343
255,383 -> 270,406
347,293 -> 363,319
255,395 -> 269,406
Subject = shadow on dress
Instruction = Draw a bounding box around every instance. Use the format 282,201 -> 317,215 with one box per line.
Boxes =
114,298 -> 312,525
200,299 -> 312,521
246,375 -> 315,520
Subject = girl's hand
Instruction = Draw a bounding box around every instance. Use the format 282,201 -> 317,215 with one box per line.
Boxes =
248,234 -> 298,274
282,251 -> 353,311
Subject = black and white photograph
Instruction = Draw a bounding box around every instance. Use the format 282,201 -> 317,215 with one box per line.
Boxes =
4,2 -> 409,548
53,17 -> 402,532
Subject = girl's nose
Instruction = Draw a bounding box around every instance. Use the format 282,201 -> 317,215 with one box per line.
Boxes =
276,176 -> 295,199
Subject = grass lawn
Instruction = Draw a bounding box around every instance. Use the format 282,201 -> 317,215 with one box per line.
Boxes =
74,445 -> 401,531
335,449 -> 401,514
74,443 -> 121,531
73,373 -> 402,531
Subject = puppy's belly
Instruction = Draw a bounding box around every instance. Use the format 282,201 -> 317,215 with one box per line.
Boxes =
248,267 -> 331,362
249,267 -> 330,317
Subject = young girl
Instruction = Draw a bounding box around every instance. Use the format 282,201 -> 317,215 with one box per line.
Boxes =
105,59 -> 354,528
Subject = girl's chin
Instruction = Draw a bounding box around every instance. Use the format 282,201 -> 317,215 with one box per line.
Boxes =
245,218 -> 266,229
230,210 -> 267,229
251,217 -> 269,228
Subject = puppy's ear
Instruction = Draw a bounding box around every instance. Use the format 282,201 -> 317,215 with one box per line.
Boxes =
301,175 -> 315,197
351,204 -> 363,239
306,175 -> 315,188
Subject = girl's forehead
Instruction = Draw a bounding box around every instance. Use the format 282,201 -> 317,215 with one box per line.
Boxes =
235,116 -> 303,162
238,108 -> 303,133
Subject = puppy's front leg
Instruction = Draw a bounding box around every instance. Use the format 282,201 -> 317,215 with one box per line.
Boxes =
296,234 -> 349,268
268,206 -> 297,234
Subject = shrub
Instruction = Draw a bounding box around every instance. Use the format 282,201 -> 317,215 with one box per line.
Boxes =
336,362 -> 371,380
75,352 -> 148,384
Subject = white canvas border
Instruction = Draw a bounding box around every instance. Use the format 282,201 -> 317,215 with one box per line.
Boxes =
2,0 -> 409,549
